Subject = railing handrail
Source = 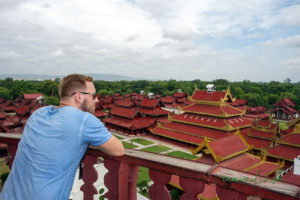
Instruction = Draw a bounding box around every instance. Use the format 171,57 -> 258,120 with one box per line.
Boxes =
0,133 -> 299,199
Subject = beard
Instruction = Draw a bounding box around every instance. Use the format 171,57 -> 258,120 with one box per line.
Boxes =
81,99 -> 95,114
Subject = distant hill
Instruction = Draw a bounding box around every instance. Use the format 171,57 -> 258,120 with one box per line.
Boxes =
0,74 -> 139,81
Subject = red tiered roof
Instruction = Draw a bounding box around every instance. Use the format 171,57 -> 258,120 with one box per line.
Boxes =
246,162 -> 281,176
1,120 -> 15,127
139,107 -> 168,117
220,153 -> 261,171
229,99 -> 247,107
183,99 -> 193,105
161,96 -> 175,104
3,106 -> 16,112
0,112 -> 6,119
271,97 -> 298,120
104,97 -> 113,104
248,129 -> 275,140
103,116 -> 155,130
190,90 -> 232,102
267,144 -> 300,161
159,122 -> 232,140
173,92 -> 187,98
171,113 -> 251,130
217,150 -> 281,176
15,106 -> 29,117
244,113 -> 271,120
191,90 -> 226,102
275,97 -> 295,107
280,133 -> 300,146
253,120 -> 278,130
0,98 -> 5,104
114,99 -> 135,108
207,134 -> 249,160
23,93 -> 43,100
139,98 -> 162,108
245,137 -> 272,149
176,98 -> 185,103
110,107 -> 139,119
94,110 -> 109,118
135,94 -> 144,101
151,127 -> 204,145
113,93 -> 121,97
280,170 -> 300,186
224,117 -> 252,128
182,104 -> 243,116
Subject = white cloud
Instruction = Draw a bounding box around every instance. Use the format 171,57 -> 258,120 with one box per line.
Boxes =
282,57 -> 300,67
277,4 -> 300,26
0,0 -> 299,81
49,49 -> 63,57
260,35 -> 300,48
0,51 -> 22,61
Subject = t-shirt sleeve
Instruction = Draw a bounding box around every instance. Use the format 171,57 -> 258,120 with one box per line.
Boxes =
81,113 -> 112,146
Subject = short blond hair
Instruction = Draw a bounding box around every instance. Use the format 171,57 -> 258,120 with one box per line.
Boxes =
59,74 -> 93,99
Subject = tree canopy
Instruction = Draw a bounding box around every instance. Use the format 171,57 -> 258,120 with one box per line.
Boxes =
0,78 -> 299,111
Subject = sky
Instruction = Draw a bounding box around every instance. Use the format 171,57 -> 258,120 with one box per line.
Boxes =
0,0 -> 300,82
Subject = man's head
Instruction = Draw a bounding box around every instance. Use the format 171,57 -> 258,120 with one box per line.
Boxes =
59,74 -> 98,113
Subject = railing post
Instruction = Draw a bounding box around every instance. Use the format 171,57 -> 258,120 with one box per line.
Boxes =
118,163 -> 139,200
104,159 -> 121,200
216,185 -> 247,200
148,169 -> 172,200
179,176 -> 205,200
80,154 -> 99,200
7,144 -> 18,169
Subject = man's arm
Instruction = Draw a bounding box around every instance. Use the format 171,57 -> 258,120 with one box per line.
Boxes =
98,135 -> 125,156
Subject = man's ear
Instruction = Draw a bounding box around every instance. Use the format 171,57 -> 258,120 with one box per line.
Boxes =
74,92 -> 83,103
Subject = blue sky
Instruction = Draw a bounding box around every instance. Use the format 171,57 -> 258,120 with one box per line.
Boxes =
0,0 -> 299,82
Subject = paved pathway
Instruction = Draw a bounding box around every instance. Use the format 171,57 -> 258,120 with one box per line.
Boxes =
111,131 -> 194,155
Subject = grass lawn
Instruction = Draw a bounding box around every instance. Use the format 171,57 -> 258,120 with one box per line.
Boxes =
140,145 -> 171,153
137,166 -> 151,184
137,167 -> 151,199
0,160 -> 9,175
114,135 -> 124,140
0,159 -> 10,192
166,151 -> 198,160
122,141 -> 138,149
130,138 -> 154,145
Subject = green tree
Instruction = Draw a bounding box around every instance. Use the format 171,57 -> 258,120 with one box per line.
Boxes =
284,78 -> 291,83
250,87 -> 263,96
232,87 -> 245,98
10,84 -> 24,99
97,89 -> 113,96
243,93 -> 264,107
45,96 -> 60,106
213,79 -> 229,86
0,86 -> 11,99
40,80 -> 59,96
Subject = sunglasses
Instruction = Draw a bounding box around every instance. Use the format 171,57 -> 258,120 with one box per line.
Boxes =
71,92 -> 97,100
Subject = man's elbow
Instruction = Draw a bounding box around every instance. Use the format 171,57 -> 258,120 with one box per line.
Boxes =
110,145 -> 125,156
99,136 -> 125,156
111,145 -> 125,156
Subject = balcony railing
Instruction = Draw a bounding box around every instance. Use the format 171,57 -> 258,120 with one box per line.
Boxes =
0,133 -> 299,200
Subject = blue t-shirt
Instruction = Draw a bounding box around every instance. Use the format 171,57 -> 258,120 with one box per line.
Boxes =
0,106 -> 112,200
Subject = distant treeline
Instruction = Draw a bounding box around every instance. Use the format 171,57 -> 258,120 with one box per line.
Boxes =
0,77 -> 299,111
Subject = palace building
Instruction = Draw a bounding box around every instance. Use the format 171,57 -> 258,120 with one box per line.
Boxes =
151,85 -> 252,146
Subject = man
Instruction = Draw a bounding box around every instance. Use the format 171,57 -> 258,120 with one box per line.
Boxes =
0,74 -> 124,200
